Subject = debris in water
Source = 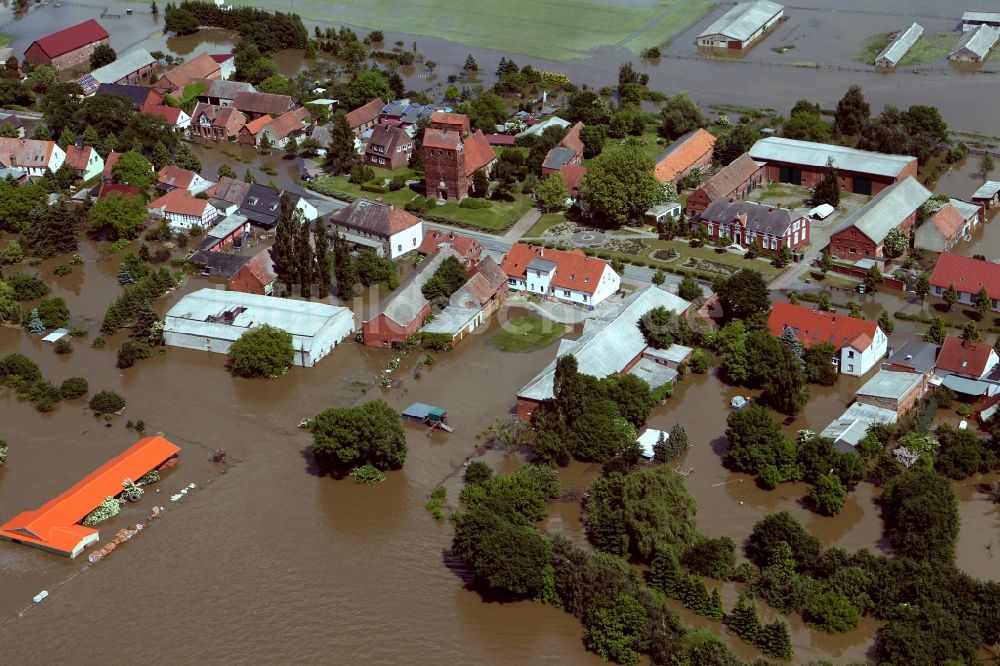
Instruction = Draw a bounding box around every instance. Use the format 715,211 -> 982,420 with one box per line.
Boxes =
32,590 -> 48,603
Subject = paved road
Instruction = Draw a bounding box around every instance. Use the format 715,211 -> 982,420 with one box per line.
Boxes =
768,213 -> 849,291
502,208 -> 541,242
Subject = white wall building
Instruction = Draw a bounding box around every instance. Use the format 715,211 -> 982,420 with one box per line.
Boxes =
501,243 -> 620,308
164,289 -> 356,367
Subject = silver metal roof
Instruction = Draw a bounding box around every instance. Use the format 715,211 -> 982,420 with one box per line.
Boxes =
207,213 -> 248,239
874,23 -> 923,67
962,11 -> 1000,24
527,258 -> 558,273
517,286 -> 690,402
420,306 -> 480,337
699,0 -> 784,41
627,357 -> 678,389
748,137 -> 915,178
856,369 -> 922,401
643,344 -> 693,363
820,402 -> 898,449
636,428 -> 668,459
949,24 -> 999,59
164,288 -> 354,341
90,49 -> 155,84
972,181 -> 1000,199
834,176 -> 931,244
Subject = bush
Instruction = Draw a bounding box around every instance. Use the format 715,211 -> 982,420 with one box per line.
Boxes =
89,390 -> 125,415
37,296 -> 69,328
360,182 -> 389,194
59,377 -> 89,399
465,460 -> 494,484
5,271 -> 50,300
459,198 -> 492,209
117,341 -> 151,368
405,196 -> 432,214
27,379 -> 61,412
388,175 -> 406,191
0,353 -> 42,386
228,324 -> 294,378
54,338 -> 73,354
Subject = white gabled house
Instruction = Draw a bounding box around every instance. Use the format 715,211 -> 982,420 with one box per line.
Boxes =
326,198 -> 423,260
148,189 -> 221,232
500,243 -> 620,308
0,138 -> 66,176
768,301 -> 887,377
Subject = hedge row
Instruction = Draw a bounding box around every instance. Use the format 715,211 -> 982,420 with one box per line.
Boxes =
893,310 -> 1000,334
305,182 -> 357,202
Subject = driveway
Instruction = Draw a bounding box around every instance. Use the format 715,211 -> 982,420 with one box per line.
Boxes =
502,208 -> 541,242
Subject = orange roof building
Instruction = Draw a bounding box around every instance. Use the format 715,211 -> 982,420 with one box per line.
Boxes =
0,436 -> 180,557
429,110 -> 470,136
500,242 -> 620,307
346,97 -> 385,135
654,128 -> 716,186
153,54 -> 221,93
935,335 -> 1000,379
767,301 -> 887,377
417,229 -> 483,266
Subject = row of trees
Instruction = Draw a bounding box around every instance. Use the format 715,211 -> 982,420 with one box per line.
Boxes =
273,196 -> 331,299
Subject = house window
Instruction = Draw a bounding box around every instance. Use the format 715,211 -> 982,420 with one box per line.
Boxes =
412,237 -> 417,246
397,244 -> 402,252
563,290 -> 570,297
849,247 -> 857,254
847,350 -> 855,359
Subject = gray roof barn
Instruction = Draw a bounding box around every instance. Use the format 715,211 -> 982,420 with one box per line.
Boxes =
874,23 -> 923,68
962,11 -> 1000,29
972,180 -> 1000,200
163,289 -> 356,367
748,137 -> 916,178
517,286 -> 690,402
821,402 -> 898,452
885,340 -> 939,374
698,0 -> 784,41
377,248 -> 460,327
88,49 -> 155,84
856,370 -> 923,402
698,198 -> 802,238
949,24 -> 999,61
834,176 -> 931,244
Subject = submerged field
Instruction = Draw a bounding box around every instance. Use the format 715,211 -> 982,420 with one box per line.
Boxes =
236,0 -> 712,60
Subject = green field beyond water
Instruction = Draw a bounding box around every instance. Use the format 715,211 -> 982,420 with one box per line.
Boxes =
265,0 -> 714,60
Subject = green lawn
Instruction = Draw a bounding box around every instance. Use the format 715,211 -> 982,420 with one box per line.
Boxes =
524,213 -> 570,238
492,314 -> 570,352
234,0 -> 705,61
859,31 -> 953,66
311,174 -> 534,232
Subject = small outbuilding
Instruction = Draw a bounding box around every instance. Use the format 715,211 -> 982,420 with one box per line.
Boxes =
873,23 -> 923,68
949,24 -> 999,62
697,0 -> 784,50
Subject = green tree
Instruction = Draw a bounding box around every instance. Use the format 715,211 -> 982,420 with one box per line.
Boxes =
112,150 -> 155,188
332,230 -> 357,299
812,157 -> 840,208
715,123 -> 760,165
344,69 -> 393,108
727,594 -> 763,644
421,256 -> 468,301
579,124 -> 606,159
554,354 -> 585,424
746,511 -> 821,570
174,143 -> 202,172
217,163 -> 237,180
924,316 -> 947,344
89,390 -> 125,414
980,153 -> 994,178
311,399 -> 408,471
90,44 -> 117,70
882,467 -> 959,561
935,426 -> 995,479
579,145 -> 664,225
151,141 -> 171,170
36,296 -> 69,328
537,172 -> 569,212
878,310 -> 895,335
942,283 -> 959,311
651,269 -> 665,286
164,5 -> 200,34
678,273 -> 700,301
572,399 -> 636,462
717,269 -> 770,321
975,285 -> 991,320
818,251 -> 833,275
863,264 -> 884,292
659,92 -> 702,139
834,85 -> 870,135
257,74 -> 292,96
26,64 -> 58,95
452,505 -> 553,596
783,104 -> 832,142
463,54 -> 478,72
323,111 -> 357,174
804,342 -> 838,386
273,198 -> 297,289
296,218 -> 314,297
960,321 -> 981,342
809,474 -> 847,516
470,168 -> 490,197
88,191 -> 147,240
314,219 -> 331,299
584,593 -> 647,665
228,324 -> 295,378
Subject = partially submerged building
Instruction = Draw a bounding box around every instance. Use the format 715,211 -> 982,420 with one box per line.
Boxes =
768,301 -> 887,377
515,286 -> 691,418
854,369 -> 927,416
821,402 -> 898,452
874,23 -> 923,68
748,137 -> 918,196
77,49 -> 157,95
419,256 -> 509,347
929,252 -> 1000,313
828,176 -> 931,260
164,289 -> 355,367
696,0 -> 784,50
971,180 -> 1000,209
948,24 -> 999,62
23,19 -> 109,70
962,11 -> 1000,31
0,436 -> 180,557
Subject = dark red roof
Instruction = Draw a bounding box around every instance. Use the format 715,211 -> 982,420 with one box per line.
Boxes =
27,19 -> 108,60
99,183 -> 141,199
209,54 -> 233,63
767,301 -> 879,352
936,336 -> 997,377
485,134 -> 516,146
930,252 -> 1000,301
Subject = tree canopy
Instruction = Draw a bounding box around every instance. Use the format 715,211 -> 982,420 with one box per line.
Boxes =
579,145 -> 664,225
228,323 -> 295,378
310,399 -> 407,472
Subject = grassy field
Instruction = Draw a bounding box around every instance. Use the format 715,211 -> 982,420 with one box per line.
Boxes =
524,213 -> 570,238
588,132 -> 668,167
492,314 -> 570,352
236,0 -> 706,61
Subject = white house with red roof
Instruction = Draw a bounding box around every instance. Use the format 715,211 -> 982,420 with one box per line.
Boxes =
935,336 -> 999,380
157,165 -> 213,195
768,301 -> 887,376
326,198 -> 423,260
143,105 -> 192,130
148,189 -> 221,231
63,144 -> 104,181
930,252 -> 1000,313
500,243 -> 620,308
0,138 -> 65,176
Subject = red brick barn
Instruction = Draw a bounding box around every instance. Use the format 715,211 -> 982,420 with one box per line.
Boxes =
653,128 -> 716,187
695,199 -> 809,253
23,20 -> 109,71
686,153 -> 764,216
828,176 -> 930,260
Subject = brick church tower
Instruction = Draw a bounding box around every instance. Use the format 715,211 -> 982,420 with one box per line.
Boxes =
423,128 -> 469,201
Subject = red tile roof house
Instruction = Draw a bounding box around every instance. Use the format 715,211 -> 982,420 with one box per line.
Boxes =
768,301 -> 888,377
695,198 -> 809,253
653,128 -> 716,187
101,151 -> 122,181
327,198 -> 424,260
238,114 -> 273,146
929,252 -> 1000,314
23,19 -> 109,71
748,136 -> 919,196
423,122 -> 498,201
0,138 -> 66,176
229,247 -> 277,295
559,164 -> 588,203
0,436 -> 180,558
364,124 -> 414,170
232,91 -> 294,121
540,121 -> 585,178
362,247 -> 463,348
829,176 -> 931,260
419,256 -> 509,347
190,103 -> 247,142
142,104 -> 191,131
501,242 -> 621,308
914,202 -> 967,253
417,229 -> 483,267
204,176 -> 252,216
258,108 -> 310,150
153,54 -> 222,94
63,145 -> 104,181
148,189 -> 221,232
686,153 -> 765,216
935,335 -> 1000,380
347,97 -> 385,136
157,165 -> 213,195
